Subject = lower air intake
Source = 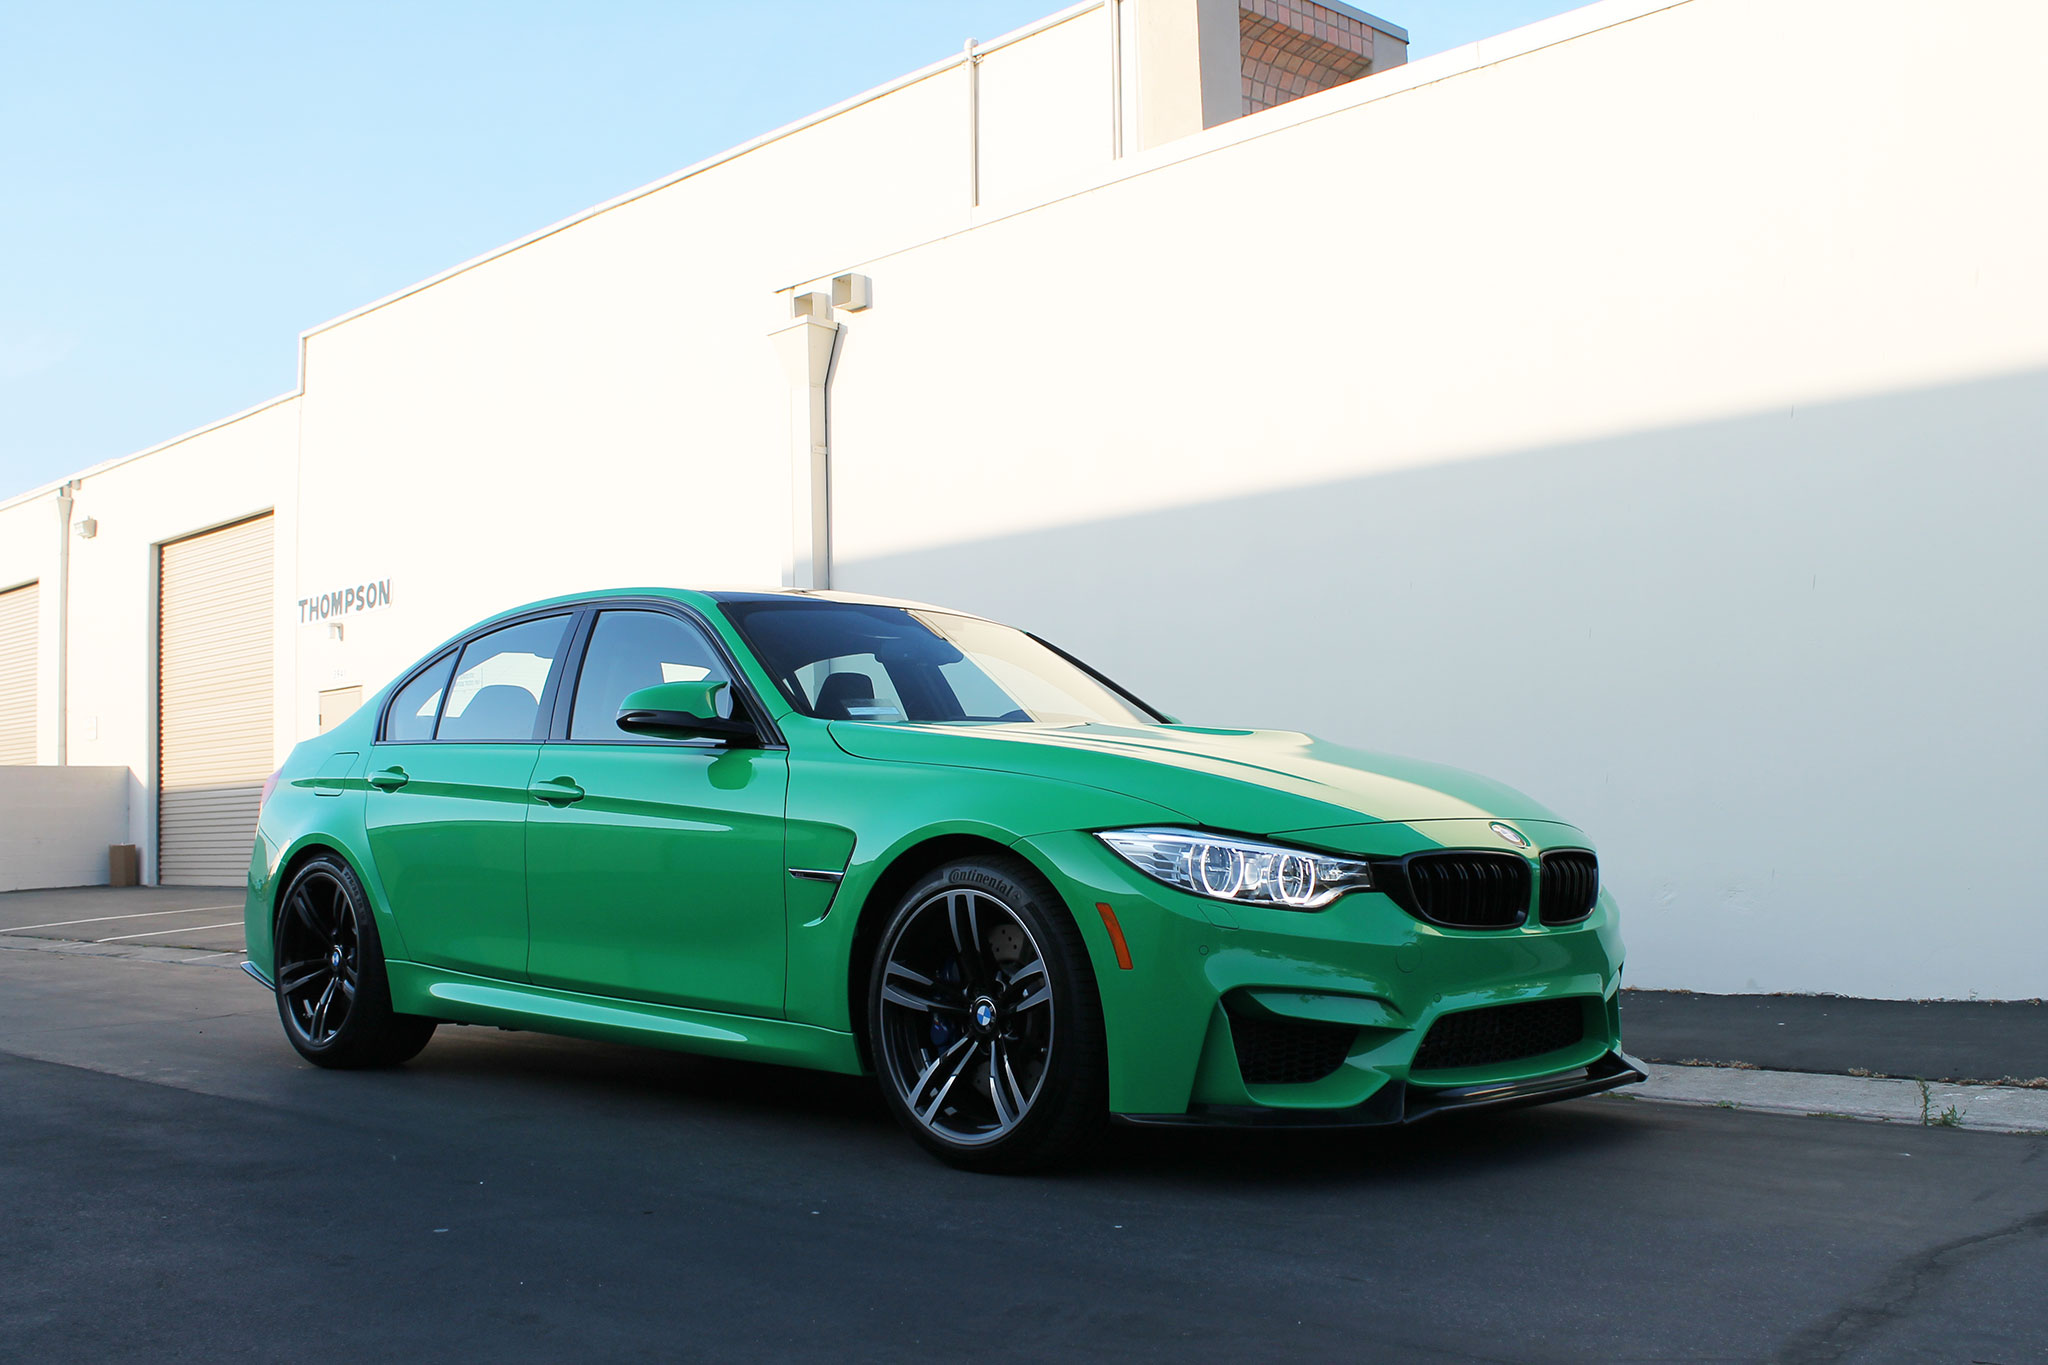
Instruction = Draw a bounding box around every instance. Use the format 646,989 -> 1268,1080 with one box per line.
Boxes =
1230,1013 -> 1356,1086
1411,998 -> 1586,1072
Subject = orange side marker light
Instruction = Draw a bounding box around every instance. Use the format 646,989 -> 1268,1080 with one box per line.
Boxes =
1095,903 -> 1134,971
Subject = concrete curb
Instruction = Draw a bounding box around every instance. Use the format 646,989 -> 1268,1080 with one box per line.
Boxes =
0,933 -> 242,970
1618,1062 -> 2048,1134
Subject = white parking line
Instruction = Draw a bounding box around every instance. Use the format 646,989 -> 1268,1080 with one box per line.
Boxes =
95,921 -> 244,944
2,905 -> 241,933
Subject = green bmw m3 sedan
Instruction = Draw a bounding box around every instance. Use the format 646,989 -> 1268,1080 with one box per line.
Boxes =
245,587 -> 1644,1170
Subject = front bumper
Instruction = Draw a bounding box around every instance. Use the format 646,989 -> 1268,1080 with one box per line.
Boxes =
1017,821 -> 1638,1121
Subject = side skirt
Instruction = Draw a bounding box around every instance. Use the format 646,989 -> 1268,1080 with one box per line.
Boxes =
385,961 -> 867,1077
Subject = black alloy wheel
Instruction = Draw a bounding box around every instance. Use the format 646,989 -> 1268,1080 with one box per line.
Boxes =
273,853 -> 436,1069
870,856 -> 1106,1171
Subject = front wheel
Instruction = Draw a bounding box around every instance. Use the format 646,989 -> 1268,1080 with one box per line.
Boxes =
273,853 -> 437,1069
868,856 -> 1107,1172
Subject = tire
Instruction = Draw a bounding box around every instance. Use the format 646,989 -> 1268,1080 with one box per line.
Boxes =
272,853 -> 436,1069
868,855 -> 1107,1172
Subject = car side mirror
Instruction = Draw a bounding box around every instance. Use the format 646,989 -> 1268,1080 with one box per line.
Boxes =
616,681 -> 758,744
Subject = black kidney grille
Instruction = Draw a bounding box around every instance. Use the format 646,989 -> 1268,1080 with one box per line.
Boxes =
1230,1014 -> 1356,1087
1396,852 -> 1531,928
1411,998 -> 1586,1072
1539,850 -> 1599,924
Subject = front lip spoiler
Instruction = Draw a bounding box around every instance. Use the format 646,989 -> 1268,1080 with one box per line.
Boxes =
240,961 -> 274,990
1114,1049 -> 1649,1130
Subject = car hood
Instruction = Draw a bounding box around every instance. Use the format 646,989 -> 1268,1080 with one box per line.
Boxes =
826,721 -> 1562,835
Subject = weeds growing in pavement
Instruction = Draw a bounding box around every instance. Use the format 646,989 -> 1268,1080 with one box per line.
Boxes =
1915,1078 -> 1967,1128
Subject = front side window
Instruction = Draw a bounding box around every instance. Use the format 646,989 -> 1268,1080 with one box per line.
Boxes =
793,652 -> 909,722
569,610 -> 735,741
435,615 -> 571,742
383,652 -> 454,742
723,601 -> 1156,728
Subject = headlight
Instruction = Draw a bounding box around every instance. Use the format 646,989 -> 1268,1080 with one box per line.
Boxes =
1096,828 -> 1374,910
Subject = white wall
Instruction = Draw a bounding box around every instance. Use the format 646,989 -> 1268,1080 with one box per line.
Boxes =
0,496 -> 58,767
825,0 -> 2048,999
7,0 -> 2042,999
0,398 -> 300,881
288,5 -> 1128,726
2,1 -> 1133,874
976,5 -> 1114,207
0,766 -> 129,891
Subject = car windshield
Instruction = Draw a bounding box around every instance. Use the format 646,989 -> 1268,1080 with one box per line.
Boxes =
721,599 -> 1158,727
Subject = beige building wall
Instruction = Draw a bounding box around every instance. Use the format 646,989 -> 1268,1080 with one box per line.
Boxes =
0,766 -> 130,891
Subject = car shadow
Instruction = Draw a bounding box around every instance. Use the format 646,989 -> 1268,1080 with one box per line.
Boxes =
395,1022 -> 1646,1185
1089,1101 -> 1647,1187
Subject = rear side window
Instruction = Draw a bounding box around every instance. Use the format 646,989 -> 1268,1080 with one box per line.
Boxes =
436,615 -> 571,742
383,653 -> 453,742
569,610 -> 734,741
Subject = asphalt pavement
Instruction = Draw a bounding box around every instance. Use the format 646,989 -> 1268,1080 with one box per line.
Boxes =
1622,989 -> 2048,1085
3,942 -> 2045,1363
0,884 -> 245,958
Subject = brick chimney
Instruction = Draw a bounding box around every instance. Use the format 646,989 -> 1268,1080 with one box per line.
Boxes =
1132,0 -> 1408,149
1240,0 -> 1407,115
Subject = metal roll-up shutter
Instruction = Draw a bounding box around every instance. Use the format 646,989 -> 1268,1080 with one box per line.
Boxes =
158,514 -> 273,886
0,581 -> 37,764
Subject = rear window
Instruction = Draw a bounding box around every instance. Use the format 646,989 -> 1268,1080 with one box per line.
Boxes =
435,615 -> 571,742
383,652 -> 453,742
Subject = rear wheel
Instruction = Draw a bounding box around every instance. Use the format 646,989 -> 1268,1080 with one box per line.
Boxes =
273,853 -> 436,1069
869,856 -> 1106,1172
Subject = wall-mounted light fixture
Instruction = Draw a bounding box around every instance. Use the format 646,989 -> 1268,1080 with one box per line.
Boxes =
75,517 -> 97,539
832,273 -> 873,311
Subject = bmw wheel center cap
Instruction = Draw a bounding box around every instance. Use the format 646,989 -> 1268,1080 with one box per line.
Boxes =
973,997 -> 997,1031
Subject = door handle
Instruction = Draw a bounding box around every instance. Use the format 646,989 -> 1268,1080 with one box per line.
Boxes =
528,777 -> 585,806
368,767 -> 409,792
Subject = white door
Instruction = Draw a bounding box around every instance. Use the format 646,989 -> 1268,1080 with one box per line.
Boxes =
158,514 -> 274,886
0,581 -> 36,765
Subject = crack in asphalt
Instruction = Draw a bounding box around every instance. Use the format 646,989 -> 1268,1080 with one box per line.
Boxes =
3,1009 -> 258,1037
1775,1205 -> 2048,1362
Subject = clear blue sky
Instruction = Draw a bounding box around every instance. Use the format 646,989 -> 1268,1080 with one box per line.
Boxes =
0,1 -> 1588,498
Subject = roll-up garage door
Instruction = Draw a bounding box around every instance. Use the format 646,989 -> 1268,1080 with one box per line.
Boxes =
0,581 -> 36,765
158,514 -> 273,886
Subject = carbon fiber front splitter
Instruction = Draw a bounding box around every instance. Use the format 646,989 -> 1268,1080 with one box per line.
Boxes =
1113,1049 -> 1649,1129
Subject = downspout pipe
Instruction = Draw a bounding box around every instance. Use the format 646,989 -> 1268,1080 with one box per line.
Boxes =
54,480 -> 76,765
771,299 -> 845,590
